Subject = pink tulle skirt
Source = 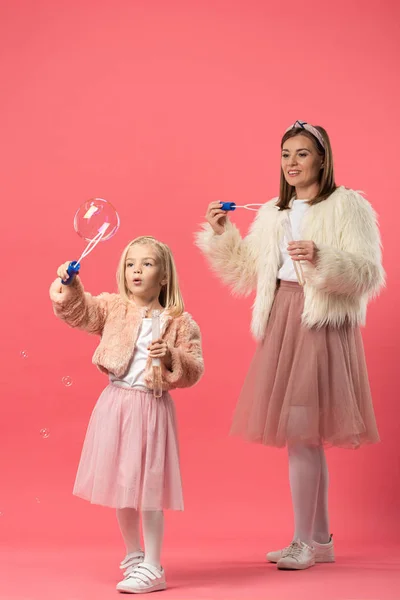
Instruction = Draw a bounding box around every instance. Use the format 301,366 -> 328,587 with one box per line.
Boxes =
73,385 -> 183,510
230,281 -> 380,449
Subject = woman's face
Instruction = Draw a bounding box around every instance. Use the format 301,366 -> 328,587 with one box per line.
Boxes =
281,134 -> 324,189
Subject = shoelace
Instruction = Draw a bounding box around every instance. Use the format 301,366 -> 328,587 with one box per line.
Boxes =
282,541 -> 303,559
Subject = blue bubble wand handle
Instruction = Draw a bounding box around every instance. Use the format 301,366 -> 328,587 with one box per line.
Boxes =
61,223 -> 110,285
219,202 -> 263,212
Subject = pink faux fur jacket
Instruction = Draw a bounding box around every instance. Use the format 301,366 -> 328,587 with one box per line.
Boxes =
49,277 -> 204,391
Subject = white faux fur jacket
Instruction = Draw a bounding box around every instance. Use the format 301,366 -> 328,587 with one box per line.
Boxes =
195,186 -> 385,340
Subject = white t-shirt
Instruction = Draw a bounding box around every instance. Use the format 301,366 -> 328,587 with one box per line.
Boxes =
278,199 -> 310,282
109,318 -> 153,389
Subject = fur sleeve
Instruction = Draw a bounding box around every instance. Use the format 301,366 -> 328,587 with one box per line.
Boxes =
49,277 -> 113,335
304,192 -> 385,297
194,204 -> 271,296
161,314 -> 204,389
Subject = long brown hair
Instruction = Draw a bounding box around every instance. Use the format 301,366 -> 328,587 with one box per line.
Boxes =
116,236 -> 184,317
276,125 -> 337,210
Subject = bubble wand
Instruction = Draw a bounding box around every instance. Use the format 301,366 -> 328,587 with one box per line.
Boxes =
219,200 -> 305,286
61,198 -> 120,285
151,310 -> 163,398
219,202 -> 263,212
282,217 -> 305,286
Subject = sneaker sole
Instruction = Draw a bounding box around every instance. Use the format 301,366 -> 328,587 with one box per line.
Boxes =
277,560 -> 316,571
268,556 -> 335,564
316,556 -> 335,563
117,582 -> 167,594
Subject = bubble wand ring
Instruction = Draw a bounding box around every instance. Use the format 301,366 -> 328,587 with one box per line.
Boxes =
62,198 -> 120,285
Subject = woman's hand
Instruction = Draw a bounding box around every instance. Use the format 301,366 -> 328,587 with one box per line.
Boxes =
148,339 -> 172,370
57,261 -> 74,282
288,241 -> 318,264
206,201 -> 229,235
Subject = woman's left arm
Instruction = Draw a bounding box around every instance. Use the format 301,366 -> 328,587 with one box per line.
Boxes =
302,193 -> 385,297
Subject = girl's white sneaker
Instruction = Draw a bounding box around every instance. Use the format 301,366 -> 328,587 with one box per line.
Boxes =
120,551 -> 145,577
116,562 -> 167,594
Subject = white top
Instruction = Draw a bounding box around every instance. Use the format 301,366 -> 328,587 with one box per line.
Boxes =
278,199 -> 310,282
109,318 -> 153,389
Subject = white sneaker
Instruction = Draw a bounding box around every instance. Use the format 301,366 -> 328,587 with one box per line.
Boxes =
277,539 -> 316,570
313,536 -> 335,563
120,551 -> 145,577
116,562 -> 167,594
267,534 -> 335,564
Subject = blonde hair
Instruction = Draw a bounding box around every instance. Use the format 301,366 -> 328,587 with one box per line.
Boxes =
116,236 -> 184,317
277,125 -> 337,210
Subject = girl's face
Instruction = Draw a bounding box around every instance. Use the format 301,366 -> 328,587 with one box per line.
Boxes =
125,244 -> 166,300
281,134 -> 324,190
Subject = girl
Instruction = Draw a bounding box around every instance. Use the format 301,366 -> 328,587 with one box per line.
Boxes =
196,121 -> 384,570
50,236 -> 204,593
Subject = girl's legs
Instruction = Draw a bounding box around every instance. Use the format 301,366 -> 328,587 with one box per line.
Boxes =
116,508 -> 142,554
116,510 -> 166,593
142,510 -> 164,569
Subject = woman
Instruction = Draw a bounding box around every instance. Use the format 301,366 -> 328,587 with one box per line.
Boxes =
195,120 -> 385,570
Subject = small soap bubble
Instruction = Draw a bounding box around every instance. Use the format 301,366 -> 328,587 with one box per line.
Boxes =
20,350 -> 28,359
62,376 -> 73,387
40,428 -> 50,439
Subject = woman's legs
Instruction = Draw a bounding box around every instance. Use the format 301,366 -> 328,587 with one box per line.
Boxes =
312,446 -> 331,544
288,443 -> 322,546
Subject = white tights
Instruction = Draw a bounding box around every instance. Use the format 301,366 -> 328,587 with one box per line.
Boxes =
116,508 -> 164,569
288,444 -> 330,546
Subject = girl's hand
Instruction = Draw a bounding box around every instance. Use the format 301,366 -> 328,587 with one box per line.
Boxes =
206,201 -> 229,235
57,261 -> 74,282
288,241 -> 318,264
50,261 -> 75,300
148,339 -> 172,370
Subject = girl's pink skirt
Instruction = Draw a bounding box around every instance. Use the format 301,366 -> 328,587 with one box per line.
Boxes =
73,385 -> 183,510
231,281 -> 380,449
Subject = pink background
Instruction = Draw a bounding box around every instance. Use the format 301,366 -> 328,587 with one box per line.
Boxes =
0,0 -> 399,597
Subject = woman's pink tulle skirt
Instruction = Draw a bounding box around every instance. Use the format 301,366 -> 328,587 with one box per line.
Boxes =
230,281 -> 380,449
73,385 -> 183,510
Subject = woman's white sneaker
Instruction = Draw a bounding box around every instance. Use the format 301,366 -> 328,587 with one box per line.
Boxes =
276,540 -> 316,570
313,536 -> 335,562
116,562 -> 166,594
267,534 -> 334,564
